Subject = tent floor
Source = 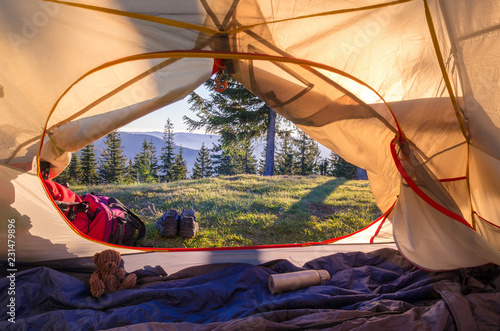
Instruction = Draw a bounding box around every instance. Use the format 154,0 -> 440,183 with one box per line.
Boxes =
122,243 -> 399,274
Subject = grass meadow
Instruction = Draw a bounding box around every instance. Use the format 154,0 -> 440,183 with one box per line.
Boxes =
71,175 -> 381,248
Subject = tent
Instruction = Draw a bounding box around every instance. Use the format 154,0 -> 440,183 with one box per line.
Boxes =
1,0 -> 499,329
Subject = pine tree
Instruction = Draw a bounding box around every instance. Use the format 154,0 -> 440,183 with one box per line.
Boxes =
54,163 -> 71,185
147,138 -> 159,180
241,141 -> 257,175
329,151 -> 357,179
186,75 -> 284,176
160,118 -> 176,182
318,157 -> 329,176
275,133 -> 295,175
55,153 -> 81,185
257,146 -> 268,175
122,158 -> 136,183
210,141 -> 257,176
293,130 -> 321,175
133,139 -> 158,183
211,143 -> 237,176
170,146 -> 188,181
80,143 -> 98,185
67,153 -> 82,184
192,143 -> 213,179
98,131 -> 127,184
307,139 -> 321,175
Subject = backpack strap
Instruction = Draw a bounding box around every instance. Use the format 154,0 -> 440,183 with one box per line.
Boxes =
107,197 -> 146,246
55,201 -> 90,222
108,218 -> 124,245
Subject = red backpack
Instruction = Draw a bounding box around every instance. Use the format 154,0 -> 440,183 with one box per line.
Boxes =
44,180 -> 146,246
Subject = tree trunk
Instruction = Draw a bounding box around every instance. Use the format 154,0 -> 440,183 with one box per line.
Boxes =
355,167 -> 368,180
263,106 -> 276,176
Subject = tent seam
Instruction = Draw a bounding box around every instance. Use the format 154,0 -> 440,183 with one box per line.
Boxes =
423,0 -> 468,141
390,138 -> 472,229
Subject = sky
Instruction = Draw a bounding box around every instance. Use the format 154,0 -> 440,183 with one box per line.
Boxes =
121,86 -> 209,134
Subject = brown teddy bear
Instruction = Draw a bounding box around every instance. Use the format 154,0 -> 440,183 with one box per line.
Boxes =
89,249 -> 137,298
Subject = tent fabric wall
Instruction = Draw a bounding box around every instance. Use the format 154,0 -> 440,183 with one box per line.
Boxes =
0,0 -> 499,271
0,164 -> 139,262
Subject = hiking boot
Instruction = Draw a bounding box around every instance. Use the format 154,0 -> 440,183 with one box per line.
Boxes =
156,210 -> 179,237
179,209 -> 199,239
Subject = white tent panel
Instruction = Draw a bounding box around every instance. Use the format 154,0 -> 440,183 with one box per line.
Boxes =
393,183 -> 500,271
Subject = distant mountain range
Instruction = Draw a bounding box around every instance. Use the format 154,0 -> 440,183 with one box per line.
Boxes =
91,132 -> 219,171
90,131 -> 332,172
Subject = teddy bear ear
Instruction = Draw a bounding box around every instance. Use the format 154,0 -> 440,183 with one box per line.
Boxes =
93,252 -> 100,264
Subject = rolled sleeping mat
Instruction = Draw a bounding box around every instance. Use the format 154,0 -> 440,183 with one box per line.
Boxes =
268,269 -> 331,294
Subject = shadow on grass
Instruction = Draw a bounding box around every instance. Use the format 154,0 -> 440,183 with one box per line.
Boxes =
287,178 -> 345,213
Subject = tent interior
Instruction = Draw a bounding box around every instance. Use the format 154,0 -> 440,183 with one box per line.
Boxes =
1,0 -> 500,329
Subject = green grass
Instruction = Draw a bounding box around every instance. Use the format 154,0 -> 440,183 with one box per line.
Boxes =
71,175 -> 381,248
